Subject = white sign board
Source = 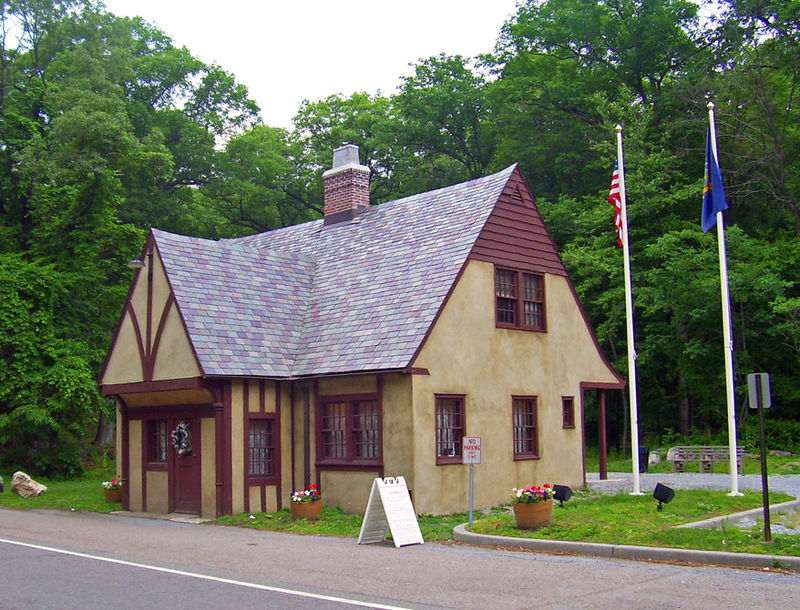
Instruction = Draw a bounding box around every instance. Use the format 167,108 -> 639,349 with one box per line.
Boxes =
462,437 -> 481,464
357,476 -> 424,548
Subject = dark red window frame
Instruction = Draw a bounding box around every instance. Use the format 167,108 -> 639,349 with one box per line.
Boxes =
495,266 -> 545,331
436,394 -> 465,465
247,417 -> 276,478
148,419 -> 168,463
562,396 -> 575,429
317,394 -> 382,466
512,396 -> 539,460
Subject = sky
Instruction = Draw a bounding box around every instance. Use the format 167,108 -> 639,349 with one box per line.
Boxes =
102,0 -> 521,129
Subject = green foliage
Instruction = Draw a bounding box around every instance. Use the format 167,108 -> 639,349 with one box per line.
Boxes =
740,418 -> 800,453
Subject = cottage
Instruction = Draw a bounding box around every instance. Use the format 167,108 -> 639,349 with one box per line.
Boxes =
99,145 -> 623,518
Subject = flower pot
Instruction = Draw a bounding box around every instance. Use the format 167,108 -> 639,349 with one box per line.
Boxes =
513,499 -> 553,529
291,500 -> 322,521
104,488 -> 122,503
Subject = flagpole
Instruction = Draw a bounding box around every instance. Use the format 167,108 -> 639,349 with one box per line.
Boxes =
616,125 -> 642,495
707,102 -> 741,496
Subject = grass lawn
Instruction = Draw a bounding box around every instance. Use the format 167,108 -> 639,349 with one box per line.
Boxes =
0,469 -> 119,513
469,489 -> 800,557
3,468 -> 799,558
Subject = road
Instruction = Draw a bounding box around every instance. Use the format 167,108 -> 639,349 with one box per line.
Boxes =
0,507 -> 798,609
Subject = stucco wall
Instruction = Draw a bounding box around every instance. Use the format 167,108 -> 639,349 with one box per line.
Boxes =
146,471 -> 168,513
128,420 -> 143,511
410,259 -> 619,514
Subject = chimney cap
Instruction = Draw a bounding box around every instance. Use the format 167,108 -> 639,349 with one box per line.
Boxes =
333,144 -> 361,168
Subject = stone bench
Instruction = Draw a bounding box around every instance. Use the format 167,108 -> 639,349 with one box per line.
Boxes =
666,446 -> 745,473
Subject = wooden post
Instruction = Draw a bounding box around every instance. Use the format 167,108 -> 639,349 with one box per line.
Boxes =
598,390 -> 608,480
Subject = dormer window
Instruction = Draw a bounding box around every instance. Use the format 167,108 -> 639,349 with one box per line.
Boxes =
495,267 -> 545,331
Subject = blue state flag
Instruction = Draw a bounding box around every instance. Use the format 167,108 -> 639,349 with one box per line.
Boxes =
702,126 -> 729,232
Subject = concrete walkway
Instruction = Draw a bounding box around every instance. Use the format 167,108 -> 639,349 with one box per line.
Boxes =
453,472 -> 800,571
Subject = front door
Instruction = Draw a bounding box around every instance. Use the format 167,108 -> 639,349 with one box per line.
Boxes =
172,417 -> 201,514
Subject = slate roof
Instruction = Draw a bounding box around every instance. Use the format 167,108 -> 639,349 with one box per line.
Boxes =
153,164 -> 517,378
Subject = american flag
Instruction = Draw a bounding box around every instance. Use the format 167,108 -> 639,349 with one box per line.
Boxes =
608,163 -> 623,247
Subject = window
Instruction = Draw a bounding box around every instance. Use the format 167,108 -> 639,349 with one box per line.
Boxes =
495,267 -> 545,330
436,395 -> 465,464
512,397 -> 539,459
248,419 -> 275,477
562,396 -> 575,429
149,420 -> 167,462
319,396 -> 381,464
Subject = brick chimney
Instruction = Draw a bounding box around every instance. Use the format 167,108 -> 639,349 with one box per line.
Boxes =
322,144 -> 370,225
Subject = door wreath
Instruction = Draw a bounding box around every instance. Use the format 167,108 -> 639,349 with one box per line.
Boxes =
170,421 -> 192,457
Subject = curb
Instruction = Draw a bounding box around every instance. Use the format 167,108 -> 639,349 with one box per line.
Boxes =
452,524 -> 800,570
678,499 -> 800,530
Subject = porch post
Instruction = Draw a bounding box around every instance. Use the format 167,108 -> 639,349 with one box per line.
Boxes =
597,389 -> 608,480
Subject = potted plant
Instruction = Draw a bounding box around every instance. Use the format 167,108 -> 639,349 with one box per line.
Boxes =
102,476 -> 123,503
290,484 -> 322,520
511,484 -> 554,529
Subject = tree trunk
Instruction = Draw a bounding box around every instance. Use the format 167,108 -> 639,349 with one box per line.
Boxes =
94,410 -> 115,446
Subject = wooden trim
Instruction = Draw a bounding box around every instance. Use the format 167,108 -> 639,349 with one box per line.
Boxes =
101,377 -> 206,396
215,400 -> 224,517
562,396 -> 576,429
316,392 -> 382,468
469,167 -> 568,277
120,399 -> 130,511
435,394 -> 466,465
597,389 -> 608,480
494,266 -> 546,332
125,404 -> 216,419
405,367 -> 430,375
275,381 -> 282,511
511,395 -> 539,460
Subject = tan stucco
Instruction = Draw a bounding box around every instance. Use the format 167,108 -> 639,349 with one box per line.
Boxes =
146,471 -> 168,513
318,375 -> 377,395
201,417 -> 216,518
102,313 -> 143,384
128,420 -> 143,511
321,470 -> 380,513
279,382 -> 291,507
231,381 -> 245,514
381,374 -> 414,494
409,260 -> 618,514
152,304 -> 201,380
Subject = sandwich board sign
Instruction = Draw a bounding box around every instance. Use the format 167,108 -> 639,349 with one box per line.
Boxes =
357,476 -> 424,547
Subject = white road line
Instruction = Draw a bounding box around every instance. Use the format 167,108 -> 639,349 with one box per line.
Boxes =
0,537 -> 409,610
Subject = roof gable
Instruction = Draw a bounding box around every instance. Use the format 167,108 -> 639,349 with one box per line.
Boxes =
470,166 -> 567,276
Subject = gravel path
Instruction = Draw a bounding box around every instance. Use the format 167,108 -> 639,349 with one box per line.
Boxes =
587,471 -> 800,498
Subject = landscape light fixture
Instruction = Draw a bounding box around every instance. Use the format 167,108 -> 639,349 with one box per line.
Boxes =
127,258 -> 145,269
653,483 -> 675,511
553,484 -> 573,507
